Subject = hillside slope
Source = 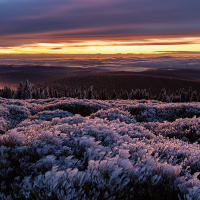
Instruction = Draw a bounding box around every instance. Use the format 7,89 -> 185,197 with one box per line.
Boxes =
1,97 -> 200,199
37,73 -> 200,97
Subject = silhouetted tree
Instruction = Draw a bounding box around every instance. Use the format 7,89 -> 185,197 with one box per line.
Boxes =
87,86 -> 94,99
191,91 -> 198,102
45,87 -> 50,99
24,80 -> 32,99
111,90 -> 117,99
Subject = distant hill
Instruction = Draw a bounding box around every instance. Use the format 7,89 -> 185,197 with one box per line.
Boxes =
140,68 -> 200,81
36,72 -> 200,96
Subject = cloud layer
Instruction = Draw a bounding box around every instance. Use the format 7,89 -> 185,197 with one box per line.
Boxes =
1,0 -> 200,52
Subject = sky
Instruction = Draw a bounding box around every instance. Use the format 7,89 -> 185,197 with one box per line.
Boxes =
1,0 -> 200,54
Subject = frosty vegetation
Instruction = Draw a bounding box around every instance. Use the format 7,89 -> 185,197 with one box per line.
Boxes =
1,80 -> 200,103
1,97 -> 200,199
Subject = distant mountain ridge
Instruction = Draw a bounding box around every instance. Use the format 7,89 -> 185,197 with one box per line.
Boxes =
37,72 -> 200,97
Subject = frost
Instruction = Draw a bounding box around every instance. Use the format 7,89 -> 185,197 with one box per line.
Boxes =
1,98 -> 200,199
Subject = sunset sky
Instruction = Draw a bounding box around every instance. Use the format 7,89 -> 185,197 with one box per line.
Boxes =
1,0 -> 200,54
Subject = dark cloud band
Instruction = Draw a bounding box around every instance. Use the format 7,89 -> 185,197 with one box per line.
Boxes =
1,0 -> 200,48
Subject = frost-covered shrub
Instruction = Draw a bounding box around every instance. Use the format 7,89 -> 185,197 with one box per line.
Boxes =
5,104 -> 30,122
44,100 -> 107,116
129,103 -> 200,122
31,109 -> 73,121
1,98 -> 200,199
0,118 -> 8,134
91,108 -> 136,123
0,100 -> 31,132
145,116 -> 200,143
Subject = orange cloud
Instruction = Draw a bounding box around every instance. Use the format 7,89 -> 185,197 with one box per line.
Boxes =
1,37 -> 200,55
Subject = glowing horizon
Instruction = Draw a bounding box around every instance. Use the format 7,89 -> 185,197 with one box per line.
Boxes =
0,36 -> 200,55
1,0 -> 200,55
